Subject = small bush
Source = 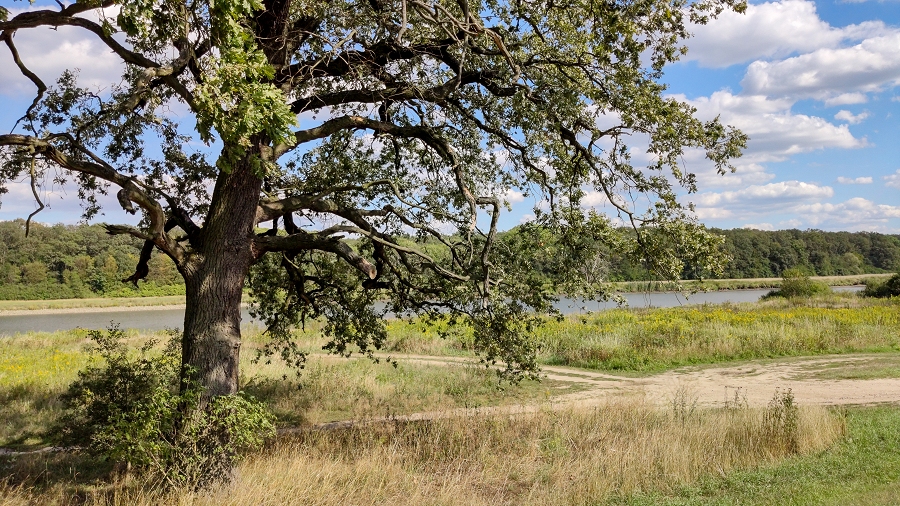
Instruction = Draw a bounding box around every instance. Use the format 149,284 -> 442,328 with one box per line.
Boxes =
763,268 -> 830,299
56,326 -> 275,490
862,273 -> 900,298
763,388 -> 799,453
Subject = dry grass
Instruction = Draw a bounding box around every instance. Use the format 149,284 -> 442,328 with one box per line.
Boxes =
242,355 -> 565,427
0,329 -> 560,447
0,398 -> 844,505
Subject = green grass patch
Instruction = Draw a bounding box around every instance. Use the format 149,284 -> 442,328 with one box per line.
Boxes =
0,331 -> 94,448
613,273 -> 891,293
533,297 -> 900,372
787,354 -> 900,381
270,294 -> 893,374
262,296 -> 900,374
613,406 -> 900,505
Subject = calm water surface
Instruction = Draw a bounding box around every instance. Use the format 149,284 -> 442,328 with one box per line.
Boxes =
0,286 -> 863,336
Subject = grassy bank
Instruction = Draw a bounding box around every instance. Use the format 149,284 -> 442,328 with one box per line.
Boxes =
0,296 -> 187,312
535,296 -> 900,371
369,295 -> 900,372
616,406 -> 900,505
3,295 -> 899,504
0,398 -> 844,505
0,274 -> 891,312
612,273 -> 893,293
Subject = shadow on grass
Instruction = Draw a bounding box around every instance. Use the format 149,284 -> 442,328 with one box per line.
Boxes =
242,377 -> 310,427
0,450 -> 129,505
0,384 -> 65,450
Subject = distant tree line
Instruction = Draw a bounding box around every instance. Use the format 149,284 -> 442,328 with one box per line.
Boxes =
495,226 -> 900,284
0,219 -> 183,300
710,228 -> 900,279
1,220 -> 898,300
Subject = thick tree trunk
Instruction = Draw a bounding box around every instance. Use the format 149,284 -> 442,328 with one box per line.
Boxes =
180,155 -> 262,405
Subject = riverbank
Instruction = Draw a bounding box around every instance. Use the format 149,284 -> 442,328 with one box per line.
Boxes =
0,304 -> 189,317
0,295 -> 188,313
612,273 -> 892,292
1,273 -> 887,314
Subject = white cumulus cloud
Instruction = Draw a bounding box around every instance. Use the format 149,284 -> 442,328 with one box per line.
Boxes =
695,180 -> 833,207
885,169 -> 900,189
0,7 -> 125,97
678,91 -> 867,163
826,93 -> 869,106
742,223 -> 775,231
685,0 -> 891,68
836,176 -> 873,184
834,110 -> 870,124
502,189 -> 526,205
691,181 -> 833,219
741,33 -> 900,102
793,198 -> 900,229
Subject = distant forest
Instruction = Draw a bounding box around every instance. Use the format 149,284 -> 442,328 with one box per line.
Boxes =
0,220 -> 898,300
0,220 -> 183,300
710,228 -> 900,279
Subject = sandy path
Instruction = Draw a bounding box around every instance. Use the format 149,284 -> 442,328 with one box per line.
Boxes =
635,356 -> 900,407
306,353 -> 900,430
390,352 -> 900,406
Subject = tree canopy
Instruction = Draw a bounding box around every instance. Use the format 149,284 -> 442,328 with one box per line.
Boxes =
0,0 -> 746,392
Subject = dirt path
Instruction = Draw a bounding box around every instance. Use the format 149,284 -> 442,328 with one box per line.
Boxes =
310,353 -> 900,430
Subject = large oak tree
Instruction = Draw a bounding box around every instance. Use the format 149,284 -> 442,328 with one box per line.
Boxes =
0,0 -> 745,404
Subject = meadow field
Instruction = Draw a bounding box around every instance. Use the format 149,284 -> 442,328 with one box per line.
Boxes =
1,293 -> 899,504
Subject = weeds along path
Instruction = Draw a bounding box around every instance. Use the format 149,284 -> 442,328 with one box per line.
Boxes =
306,352 -> 900,431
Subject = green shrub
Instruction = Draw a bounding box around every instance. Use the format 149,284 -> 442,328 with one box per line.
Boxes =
56,326 -> 275,489
763,268 -> 830,299
763,388 -> 799,454
862,273 -> 900,298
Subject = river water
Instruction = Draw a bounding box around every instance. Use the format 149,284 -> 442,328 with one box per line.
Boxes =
0,286 -> 863,336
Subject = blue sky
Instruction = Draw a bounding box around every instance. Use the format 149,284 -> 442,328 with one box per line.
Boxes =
1,0 -> 899,233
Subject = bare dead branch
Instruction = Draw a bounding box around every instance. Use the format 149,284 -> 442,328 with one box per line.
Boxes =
2,30 -> 46,133
24,156 -> 44,237
254,231 -> 378,279
0,134 -> 185,263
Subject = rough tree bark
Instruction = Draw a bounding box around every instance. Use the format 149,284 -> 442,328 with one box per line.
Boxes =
180,154 -> 263,402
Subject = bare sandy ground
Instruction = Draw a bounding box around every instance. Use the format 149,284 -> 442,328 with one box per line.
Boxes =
311,353 -> 900,430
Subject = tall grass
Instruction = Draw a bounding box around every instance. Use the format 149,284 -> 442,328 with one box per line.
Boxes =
0,329 -> 553,446
0,398 -> 844,505
0,330 -> 94,447
375,296 -> 900,372
534,297 -> 900,371
3,296 -> 898,446
242,356 -> 556,427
